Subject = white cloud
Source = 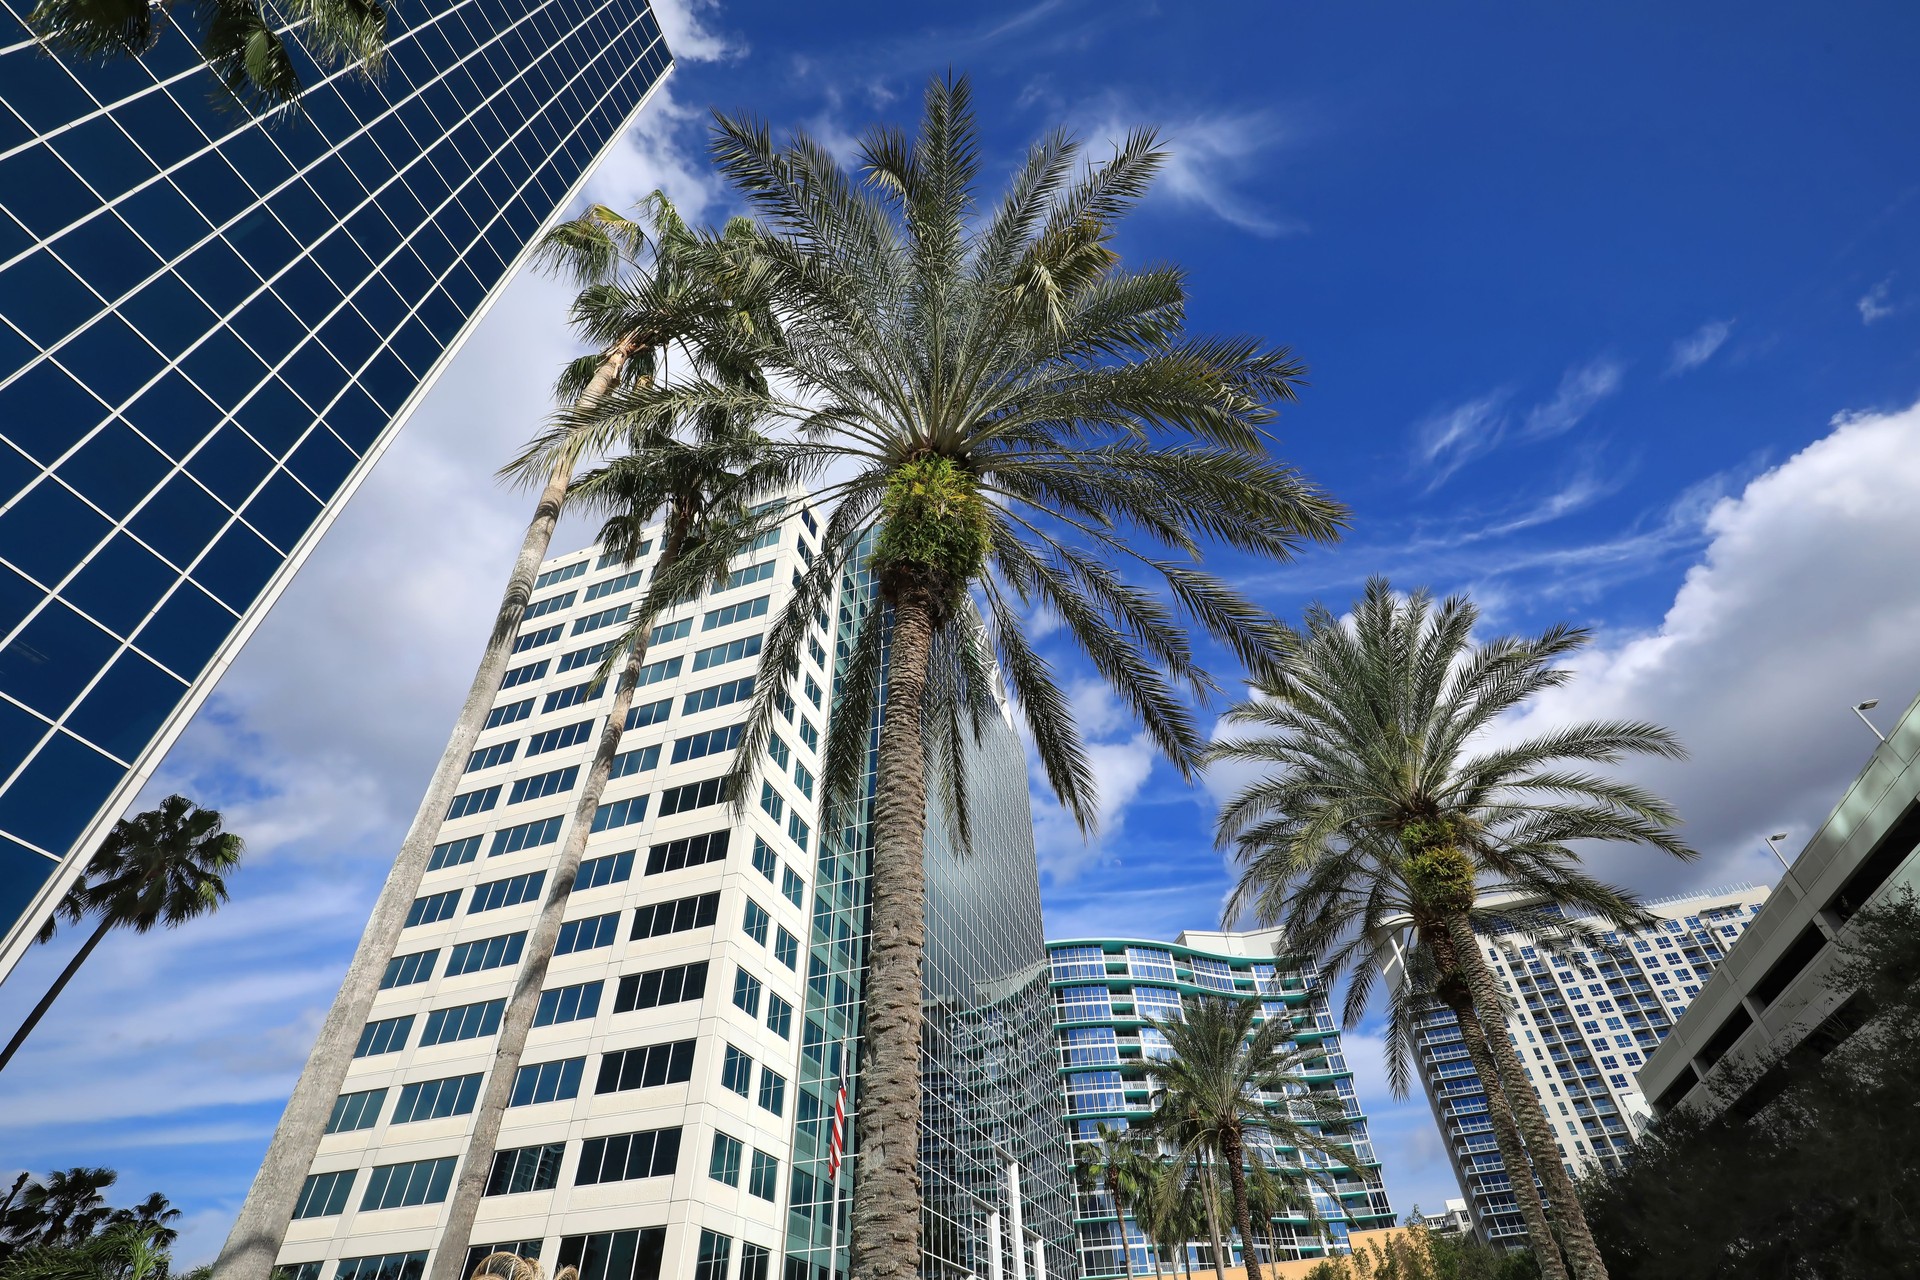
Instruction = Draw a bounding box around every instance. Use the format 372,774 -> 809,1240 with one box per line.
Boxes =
1522,356 -> 1624,439
647,0 -> 741,64
1072,99 -> 1304,237
1027,683 -> 1162,886
1668,318 -> 1733,374
1857,277 -> 1897,325
1500,398 -> 1920,897
1414,392 -> 1510,490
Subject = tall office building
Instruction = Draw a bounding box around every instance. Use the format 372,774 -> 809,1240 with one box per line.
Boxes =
1394,885 -> 1769,1247
1045,928 -> 1395,1277
0,0 -> 675,977
273,513 -> 1074,1280
1644,689 -> 1920,1123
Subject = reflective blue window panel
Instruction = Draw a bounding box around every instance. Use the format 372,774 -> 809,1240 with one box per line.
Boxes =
0,0 -> 676,968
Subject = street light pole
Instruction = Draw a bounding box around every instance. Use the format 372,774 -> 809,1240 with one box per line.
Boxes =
1854,699 -> 1887,743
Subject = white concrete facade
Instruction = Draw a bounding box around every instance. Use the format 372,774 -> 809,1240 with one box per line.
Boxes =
276,502 -> 831,1280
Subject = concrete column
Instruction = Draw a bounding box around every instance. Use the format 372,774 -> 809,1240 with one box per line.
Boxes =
987,1211 -> 1004,1280
1032,1235 -> 1047,1280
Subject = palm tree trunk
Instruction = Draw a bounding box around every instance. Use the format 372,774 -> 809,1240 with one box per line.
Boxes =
1441,988 -> 1568,1280
0,916 -> 112,1072
849,582 -> 938,1280
1220,1133 -> 1262,1280
1450,918 -> 1609,1280
1200,1162 -> 1227,1280
215,341 -> 636,1280
1428,926 -> 1569,1280
1113,1184 -> 1137,1280
427,519 -> 679,1280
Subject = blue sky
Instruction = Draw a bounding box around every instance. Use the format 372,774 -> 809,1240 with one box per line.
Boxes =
4,0 -> 1920,1258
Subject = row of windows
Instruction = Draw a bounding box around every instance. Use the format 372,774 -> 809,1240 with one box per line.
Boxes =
717,1042 -> 787,1118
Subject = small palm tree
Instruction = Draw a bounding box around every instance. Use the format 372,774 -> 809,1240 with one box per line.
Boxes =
551,75 -> 1345,1280
1077,1124 -> 1156,1280
0,1168 -> 117,1251
1140,998 -> 1352,1280
105,1196 -> 179,1252
1213,580 -> 1698,1280
0,799 -> 241,1074
220,191 -> 752,1280
26,0 -> 388,112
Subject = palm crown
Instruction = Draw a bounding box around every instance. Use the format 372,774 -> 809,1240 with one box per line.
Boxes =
552,75 -> 1347,828
1214,578 -> 1695,1033
56,794 -> 242,938
1212,578 -> 1696,1280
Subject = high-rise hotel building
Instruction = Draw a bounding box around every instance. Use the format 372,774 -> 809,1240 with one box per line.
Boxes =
0,0 -> 674,977
1045,928 -> 1395,1277
1394,885 -> 1769,1247
272,511 -> 1074,1280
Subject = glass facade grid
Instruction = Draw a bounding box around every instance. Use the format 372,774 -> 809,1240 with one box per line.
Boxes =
1046,932 -> 1394,1277
0,0 -> 673,962
783,534 -> 1075,1280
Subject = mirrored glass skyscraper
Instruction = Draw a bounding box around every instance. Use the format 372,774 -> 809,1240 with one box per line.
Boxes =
0,0 -> 674,975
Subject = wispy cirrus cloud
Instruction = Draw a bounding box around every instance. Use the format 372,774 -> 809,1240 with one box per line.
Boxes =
1414,391 -> 1511,491
1858,276 -> 1898,325
1414,356 -> 1625,490
1522,356 -> 1624,439
1669,319 -> 1734,375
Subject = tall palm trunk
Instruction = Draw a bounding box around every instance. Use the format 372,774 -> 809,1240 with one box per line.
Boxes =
427,520 -> 682,1280
0,916 -> 111,1072
1428,926 -> 1570,1280
1200,1161 -> 1228,1280
215,341 -> 636,1280
1219,1132 -> 1262,1280
1109,1179 -> 1137,1280
1450,919 -> 1609,1280
1439,990 -> 1569,1280
849,583 -> 938,1280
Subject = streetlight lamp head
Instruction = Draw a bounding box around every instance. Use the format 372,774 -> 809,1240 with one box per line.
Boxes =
1769,832 -> 1788,841
1857,699 -> 1880,712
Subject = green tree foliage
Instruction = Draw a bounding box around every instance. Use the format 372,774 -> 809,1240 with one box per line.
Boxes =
1,797 -> 242,1075
1212,580 -> 1697,1280
1579,891 -> 1920,1279
563,74 -> 1345,1280
0,1173 -> 184,1280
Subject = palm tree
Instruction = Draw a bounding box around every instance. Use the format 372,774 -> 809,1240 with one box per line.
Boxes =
0,798 -> 241,1074
26,0 -> 388,112
1140,998 -> 1352,1280
428,319 -> 789,1280
217,191 -> 733,1280
547,75 -> 1346,1280
105,1197 -> 179,1252
1212,580 -> 1699,1280
1077,1124 -> 1155,1280
0,1169 -> 117,1249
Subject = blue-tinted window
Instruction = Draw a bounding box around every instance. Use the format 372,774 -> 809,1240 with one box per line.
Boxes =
191,521 -> 282,611
131,580 -> 235,681
0,360 -> 105,466
57,530 -> 172,645
0,479 -> 111,587
0,599 -> 118,718
126,473 -> 228,569
64,648 -> 185,761
58,421 -> 172,522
